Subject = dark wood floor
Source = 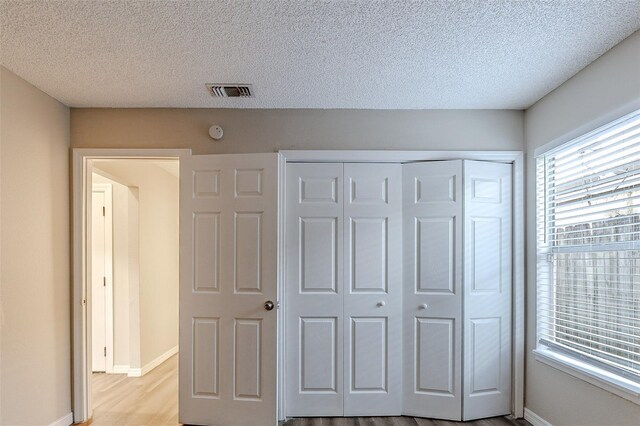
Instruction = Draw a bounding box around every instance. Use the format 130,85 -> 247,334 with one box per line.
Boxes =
283,416 -> 530,426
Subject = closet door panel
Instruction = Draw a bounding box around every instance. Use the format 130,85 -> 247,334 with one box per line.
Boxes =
402,161 -> 463,421
343,163 -> 402,416
286,163 -> 344,417
463,160 -> 512,420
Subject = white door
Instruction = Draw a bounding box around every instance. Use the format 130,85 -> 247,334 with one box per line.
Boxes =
343,163 -> 402,416
285,163 -> 402,417
179,153 -> 279,426
92,190 -> 107,372
402,161 -> 463,420
286,163 -> 344,416
463,160 -> 512,420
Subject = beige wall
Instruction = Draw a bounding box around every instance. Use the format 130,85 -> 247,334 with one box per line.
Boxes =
93,160 -> 179,368
71,109 -> 524,153
524,30 -> 640,425
0,67 -> 71,424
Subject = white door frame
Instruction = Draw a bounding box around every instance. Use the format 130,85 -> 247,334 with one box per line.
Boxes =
277,150 -> 525,420
72,148 -> 191,423
91,183 -> 114,374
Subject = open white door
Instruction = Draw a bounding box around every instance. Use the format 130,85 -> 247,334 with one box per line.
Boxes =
91,189 -> 107,372
402,161 -> 463,421
463,160 -> 512,420
179,153 -> 279,426
91,184 -> 113,374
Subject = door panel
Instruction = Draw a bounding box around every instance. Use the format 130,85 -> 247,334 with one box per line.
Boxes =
350,317 -> 388,391
234,319 -> 262,399
343,163 -> 402,416
350,217 -> 387,293
415,318 -> 455,395
180,154 -> 278,426
463,160 -> 512,420
300,317 -> 338,392
286,163 -> 344,417
402,161 -> 463,420
193,318 -> 219,397
416,217 -> 455,294
193,213 -> 220,292
234,212 -> 262,293
300,217 -> 338,293
469,318 -> 502,394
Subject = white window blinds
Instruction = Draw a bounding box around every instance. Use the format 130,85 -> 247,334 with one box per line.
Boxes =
537,110 -> 640,381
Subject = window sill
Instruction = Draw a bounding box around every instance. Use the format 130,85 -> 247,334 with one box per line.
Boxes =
534,348 -> 640,405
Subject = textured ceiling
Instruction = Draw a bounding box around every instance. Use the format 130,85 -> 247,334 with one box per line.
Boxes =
1,1 -> 639,109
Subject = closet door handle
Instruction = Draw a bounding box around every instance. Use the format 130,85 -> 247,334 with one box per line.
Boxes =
377,301 -> 386,307
418,303 -> 428,310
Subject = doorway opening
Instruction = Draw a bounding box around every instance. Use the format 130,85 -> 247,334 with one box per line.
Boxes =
73,149 -> 189,424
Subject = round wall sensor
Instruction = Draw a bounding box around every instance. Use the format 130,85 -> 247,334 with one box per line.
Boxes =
209,125 -> 224,140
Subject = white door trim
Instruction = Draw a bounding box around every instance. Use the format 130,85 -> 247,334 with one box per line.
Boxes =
277,150 -> 525,420
92,183 -> 114,374
280,150 -> 520,163
72,148 -> 191,423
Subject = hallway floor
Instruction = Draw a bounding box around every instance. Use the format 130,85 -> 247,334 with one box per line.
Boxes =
91,354 -> 178,425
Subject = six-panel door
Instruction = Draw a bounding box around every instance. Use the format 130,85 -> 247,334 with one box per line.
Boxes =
179,154 -> 278,426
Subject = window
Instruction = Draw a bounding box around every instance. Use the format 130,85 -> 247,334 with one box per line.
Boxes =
536,110 -> 640,392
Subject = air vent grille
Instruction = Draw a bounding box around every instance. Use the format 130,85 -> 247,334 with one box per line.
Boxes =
206,84 -> 254,98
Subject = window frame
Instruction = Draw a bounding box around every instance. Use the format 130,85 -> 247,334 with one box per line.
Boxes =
534,109 -> 640,404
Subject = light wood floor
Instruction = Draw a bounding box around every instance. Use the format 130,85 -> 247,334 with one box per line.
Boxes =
92,354 -> 178,425
92,355 -> 529,426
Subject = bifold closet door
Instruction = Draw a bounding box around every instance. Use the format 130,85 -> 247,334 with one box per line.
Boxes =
402,159 -> 512,421
402,160 -> 463,421
286,160 -> 511,421
286,163 -> 344,416
286,163 -> 402,417
462,160 -> 512,420
343,163 -> 402,416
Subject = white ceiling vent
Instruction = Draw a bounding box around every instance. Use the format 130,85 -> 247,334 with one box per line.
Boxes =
206,84 -> 254,98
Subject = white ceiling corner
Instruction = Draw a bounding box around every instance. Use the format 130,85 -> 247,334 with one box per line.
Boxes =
1,0 -> 639,109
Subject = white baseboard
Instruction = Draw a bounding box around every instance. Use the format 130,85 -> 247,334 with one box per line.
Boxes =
128,367 -> 142,377
128,345 -> 178,378
524,408 -> 553,426
112,364 -> 130,374
48,412 -> 73,426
